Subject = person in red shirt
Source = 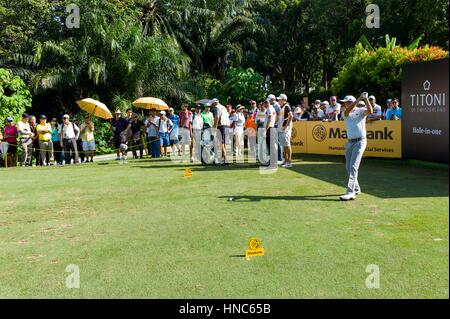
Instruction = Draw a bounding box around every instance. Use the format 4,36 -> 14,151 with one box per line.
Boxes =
3,117 -> 18,167
178,104 -> 192,159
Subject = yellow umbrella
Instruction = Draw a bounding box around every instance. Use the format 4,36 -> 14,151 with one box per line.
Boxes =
132,97 -> 169,111
76,98 -> 113,119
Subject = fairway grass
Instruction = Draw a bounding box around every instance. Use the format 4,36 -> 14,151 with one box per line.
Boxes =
0,155 -> 448,298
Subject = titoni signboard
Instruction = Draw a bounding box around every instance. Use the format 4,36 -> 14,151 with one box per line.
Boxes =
402,59 -> 449,163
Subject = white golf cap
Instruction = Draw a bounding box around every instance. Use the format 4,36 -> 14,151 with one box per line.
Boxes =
277,94 -> 288,100
321,101 -> 329,106
160,110 -> 166,115
168,107 -> 174,111
212,98 -> 219,103
267,94 -> 276,100
339,95 -> 356,103
369,95 -> 376,100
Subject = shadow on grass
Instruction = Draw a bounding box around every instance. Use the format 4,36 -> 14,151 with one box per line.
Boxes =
219,195 -> 342,202
293,154 -> 449,199
129,153 -> 448,199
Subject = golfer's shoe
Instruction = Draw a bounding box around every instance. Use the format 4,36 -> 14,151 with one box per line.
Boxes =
340,193 -> 356,201
355,190 -> 362,195
283,162 -> 293,168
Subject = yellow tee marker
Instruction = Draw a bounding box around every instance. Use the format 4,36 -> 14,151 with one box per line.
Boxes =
245,238 -> 264,259
184,168 -> 193,177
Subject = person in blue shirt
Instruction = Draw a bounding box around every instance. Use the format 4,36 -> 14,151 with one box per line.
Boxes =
385,98 -> 402,120
50,118 -> 63,165
167,107 -> 180,156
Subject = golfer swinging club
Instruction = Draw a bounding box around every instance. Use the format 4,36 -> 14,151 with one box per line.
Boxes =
339,92 -> 373,201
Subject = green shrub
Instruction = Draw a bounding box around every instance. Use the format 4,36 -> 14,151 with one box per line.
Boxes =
0,68 -> 32,124
331,44 -> 449,102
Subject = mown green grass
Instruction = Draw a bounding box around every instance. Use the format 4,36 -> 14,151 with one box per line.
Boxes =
0,155 -> 448,298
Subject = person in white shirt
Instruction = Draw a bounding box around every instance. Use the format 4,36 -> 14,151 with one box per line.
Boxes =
340,93 -> 373,201
367,95 -> 382,122
191,105 -> 204,162
59,114 -> 80,165
212,98 -> 230,164
325,96 -> 341,121
264,99 -> 277,167
310,101 -> 325,121
17,113 -> 34,166
234,106 -> 246,157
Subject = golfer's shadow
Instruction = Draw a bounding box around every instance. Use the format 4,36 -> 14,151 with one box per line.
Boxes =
219,195 -> 342,202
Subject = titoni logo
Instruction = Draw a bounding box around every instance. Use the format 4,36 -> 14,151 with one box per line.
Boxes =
409,79 -> 446,107
312,125 -> 327,142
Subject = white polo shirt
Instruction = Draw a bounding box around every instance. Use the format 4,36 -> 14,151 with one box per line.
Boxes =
342,107 -> 367,140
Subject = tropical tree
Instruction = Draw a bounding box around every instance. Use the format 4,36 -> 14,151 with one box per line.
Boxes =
0,68 -> 32,124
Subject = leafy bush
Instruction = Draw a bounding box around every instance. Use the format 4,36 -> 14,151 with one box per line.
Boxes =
331,44 -> 449,101
0,68 -> 32,124
207,67 -> 267,105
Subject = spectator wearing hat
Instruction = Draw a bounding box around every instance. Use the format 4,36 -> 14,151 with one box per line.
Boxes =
277,94 -> 293,168
339,93 -> 373,201
3,117 -> 18,167
36,115 -> 54,166
249,100 -> 258,115
386,98 -> 402,120
367,96 -> 382,122
111,109 -> 129,160
50,118 -> 63,165
60,114 -> 80,165
263,97 -> 277,167
270,94 -> 283,164
167,107 -> 180,157
157,111 -> 173,158
80,115 -> 96,162
17,113 -> 34,166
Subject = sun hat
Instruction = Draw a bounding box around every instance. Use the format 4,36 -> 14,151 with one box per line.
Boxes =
321,101 -> 329,106
339,95 -> 356,103
62,114 -> 70,119
114,109 -> 122,114
236,105 -> 245,112
160,110 -> 166,115
277,94 -> 288,100
369,95 -> 376,100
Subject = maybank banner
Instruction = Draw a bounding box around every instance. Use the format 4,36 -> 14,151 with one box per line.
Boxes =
291,121 -> 402,158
